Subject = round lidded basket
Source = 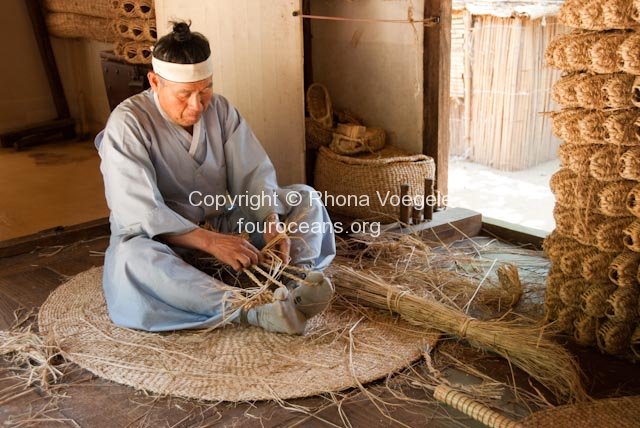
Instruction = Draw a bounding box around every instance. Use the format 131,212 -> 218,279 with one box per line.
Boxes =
314,146 -> 435,223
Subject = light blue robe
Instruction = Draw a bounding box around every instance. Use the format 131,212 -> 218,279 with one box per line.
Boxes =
95,89 -> 336,332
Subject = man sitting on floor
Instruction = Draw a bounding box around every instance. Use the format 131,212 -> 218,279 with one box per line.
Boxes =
95,21 -> 336,334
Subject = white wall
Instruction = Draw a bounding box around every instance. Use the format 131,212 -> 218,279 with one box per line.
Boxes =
155,0 -> 306,185
310,0 -> 425,154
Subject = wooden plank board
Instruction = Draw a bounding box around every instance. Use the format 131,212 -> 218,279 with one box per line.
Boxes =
0,268 -> 64,309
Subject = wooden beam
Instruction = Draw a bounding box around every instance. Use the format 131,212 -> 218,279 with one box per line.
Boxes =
423,0 -> 452,203
481,217 -> 547,250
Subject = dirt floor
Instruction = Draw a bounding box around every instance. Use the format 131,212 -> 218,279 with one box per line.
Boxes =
449,158 -> 560,234
0,140 -> 108,241
1,230 -> 640,427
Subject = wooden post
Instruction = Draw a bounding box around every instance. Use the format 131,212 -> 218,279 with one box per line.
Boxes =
424,178 -> 434,221
400,184 -> 411,224
423,0 -> 452,205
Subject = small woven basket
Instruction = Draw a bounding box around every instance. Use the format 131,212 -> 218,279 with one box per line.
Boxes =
559,143 -> 598,176
606,286 -> 639,323
596,216 -> 635,253
551,109 -> 584,142
603,73 -> 635,108
583,251 -> 616,280
306,83 -> 333,129
620,33 -> 640,75
113,18 -> 157,42
624,220 -> 640,252
550,168 -> 578,207
559,278 -> 588,306
543,231 -> 580,260
633,76 -> 640,107
329,127 -> 386,156
114,39 -> 152,64
620,147 -> 640,180
561,244 -> 599,276
573,209 -> 605,246
601,180 -> 636,217
597,319 -> 633,354
581,282 -> 617,318
591,32 -> 627,74
626,183 -> 640,217
112,0 -> 155,19
553,204 -> 575,237
589,145 -> 624,181
573,313 -> 598,346
605,109 -> 638,145
561,0 -> 638,30
609,251 -> 640,287
314,146 -> 435,222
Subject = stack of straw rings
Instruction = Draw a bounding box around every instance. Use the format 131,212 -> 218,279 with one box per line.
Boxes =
560,0 -> 639,31
601,180 -> 637,216
624,220 -> 640,251
620,147 -> 640,182
596,217 -> 635,252
626,183 -> 640,217
609,251 -> 640,286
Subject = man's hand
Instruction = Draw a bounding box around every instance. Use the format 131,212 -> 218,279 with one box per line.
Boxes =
263,213 -> 291,264
159,228 -> 262,271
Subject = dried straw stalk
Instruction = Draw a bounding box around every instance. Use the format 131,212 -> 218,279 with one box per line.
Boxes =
331,265 -> 587,402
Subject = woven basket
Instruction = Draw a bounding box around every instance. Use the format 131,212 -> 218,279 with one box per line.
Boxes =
626,183 -> 640,217
589,145 -> 624,181
603,73 -> 635,108
620,147 -> 640,180
306,83 -> 333,129
609,251 -> 640,286
554,205 -> 575,237
601,180 -> 636,216
583,251 -> 617,280
606,286 -> 639,322
46,12 -> 115,42
544,231 -> 581,261
557,307 -> 580,335
605,109 -> 639,145
633,76 -> 640,107
580,110 -> 608,144
591,32 -> 627,74
113,18 -> 157,42
561,244 -> 600,276
114,39 -> 152,64
329,127 -> 386,156
596,216 -> 635,253
573,313 -> 598,346
559,278 -> 588,306
559,144 -> 598,176
314,146 -> 436,222
305,110 -> 363,150
551,109 -> 584,142
552,74 -> 581,108
597,319 -> 633,354
561,0 -> 638,30
43,0 -> 114,18
624,220 -> 640,251
573,210 -> 605,246
113,0 -> 155,19
620,33 -> 640,74
577,176 -> 605,211
581,282 -> 617,318
575,74 -> 609,109
550,168 -> 578,207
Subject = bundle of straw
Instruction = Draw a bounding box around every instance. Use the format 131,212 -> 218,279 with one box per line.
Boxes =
330,266 -> 587,402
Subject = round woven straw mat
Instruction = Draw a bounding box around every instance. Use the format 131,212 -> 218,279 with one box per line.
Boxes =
38,267 -> 436,402
522,395 -> 640,428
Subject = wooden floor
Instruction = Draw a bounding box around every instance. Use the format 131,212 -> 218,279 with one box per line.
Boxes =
1,233 -> 640,427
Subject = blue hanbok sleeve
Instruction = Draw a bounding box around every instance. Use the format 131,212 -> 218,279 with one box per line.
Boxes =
97,108 -> 199,238
218,96 -> 286,223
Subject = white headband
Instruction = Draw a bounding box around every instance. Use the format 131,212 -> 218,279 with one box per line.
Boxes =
151,56 -> 213,83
